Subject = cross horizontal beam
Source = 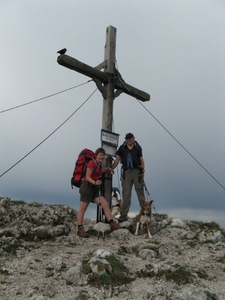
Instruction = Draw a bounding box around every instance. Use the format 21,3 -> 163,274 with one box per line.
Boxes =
57,54 -> 150,102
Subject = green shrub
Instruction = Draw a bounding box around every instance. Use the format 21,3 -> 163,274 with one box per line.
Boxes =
83,255 -> 134,287
189,221 -> 221,232
196,269 -> 208,279
204,290 -> 218,300
99,273 -> 112,285
186,241 -> 197,248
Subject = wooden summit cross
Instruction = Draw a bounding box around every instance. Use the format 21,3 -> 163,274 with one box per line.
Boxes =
57,25 -> 150,222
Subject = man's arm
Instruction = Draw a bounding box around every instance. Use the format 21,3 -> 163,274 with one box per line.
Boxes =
111,155 -> 121,170
139,156 -> 145,177
140,156 -> 145,170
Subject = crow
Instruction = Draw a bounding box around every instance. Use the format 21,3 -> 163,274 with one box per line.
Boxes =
57,48 -> 67,55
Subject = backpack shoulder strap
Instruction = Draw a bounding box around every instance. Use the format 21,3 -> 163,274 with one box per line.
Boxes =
92,158 -> 98,169
134,141 -> 142,150
88,159 -> 99,173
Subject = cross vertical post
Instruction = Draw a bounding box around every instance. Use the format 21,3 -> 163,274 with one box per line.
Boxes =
100,26 -> 116,221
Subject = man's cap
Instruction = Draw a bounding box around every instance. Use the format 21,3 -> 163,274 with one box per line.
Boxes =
125,133 -> 134,139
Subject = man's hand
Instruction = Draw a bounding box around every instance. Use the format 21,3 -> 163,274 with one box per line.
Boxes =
139,166 -> 145,177
108,167 -> 114,174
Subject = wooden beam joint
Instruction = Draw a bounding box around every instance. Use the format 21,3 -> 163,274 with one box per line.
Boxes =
57,54 -> 150,102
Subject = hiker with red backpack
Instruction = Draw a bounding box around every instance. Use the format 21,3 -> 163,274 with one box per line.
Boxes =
77,147 -> 121,238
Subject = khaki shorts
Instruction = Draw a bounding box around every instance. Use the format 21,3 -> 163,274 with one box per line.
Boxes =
79,182 -> 100,203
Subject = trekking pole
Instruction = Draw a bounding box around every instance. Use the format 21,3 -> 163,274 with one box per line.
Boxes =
98,187 -> 105,241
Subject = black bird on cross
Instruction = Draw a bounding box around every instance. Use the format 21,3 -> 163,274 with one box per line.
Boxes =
57,48 -> 67,55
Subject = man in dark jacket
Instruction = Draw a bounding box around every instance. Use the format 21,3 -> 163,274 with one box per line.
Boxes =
111,133 -> 145,222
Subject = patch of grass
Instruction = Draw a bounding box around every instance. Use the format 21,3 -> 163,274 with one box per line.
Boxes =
139,264 -> 194,285
117,246 -> 129,255
107,256 -> 127,272
76,291 -> 90,300
153,213 -> 168,222
188,221 -> 203,231
204,290 -> 218,300
2,240 -> 21,255
216,255 -> 225,264
196,269 -> 208,279
28,202 -> 43,207
19,271 -> 26,275
203,222 -> 221,231
83,255 -> 134,287
99,273 -> 112,285
152,213 -> 168,218
45,267 -> 54,272
107,256 -> 134,286
87,273 -> 101,288
82,260 -> 91,274
86,228 -> 111,237
92,261 -> 109,273
160,264 -> 194,285
202,239 -> 216,245
86,228 -> 98,236
11,200 -> 26,205
189,221 -> 221,232
131,245 -> 140,256
186,241 -> 197,248
0,268 -> 9,275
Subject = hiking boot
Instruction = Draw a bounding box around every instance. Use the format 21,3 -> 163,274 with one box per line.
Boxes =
77,226 -> 89,238
117,215 -> 128,222
110,220 -> 122,231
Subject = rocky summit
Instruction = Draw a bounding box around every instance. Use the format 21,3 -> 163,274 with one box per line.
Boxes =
0,197 -> 225,300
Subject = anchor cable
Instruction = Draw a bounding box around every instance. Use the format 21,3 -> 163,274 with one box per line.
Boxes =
0,88 -> 97,177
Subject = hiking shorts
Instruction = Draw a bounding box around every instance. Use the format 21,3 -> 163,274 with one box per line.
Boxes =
79,182 -> 100,203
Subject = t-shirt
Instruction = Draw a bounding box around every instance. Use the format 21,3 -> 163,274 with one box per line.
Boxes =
116,142 -> 143,169
84,159 -> 102,182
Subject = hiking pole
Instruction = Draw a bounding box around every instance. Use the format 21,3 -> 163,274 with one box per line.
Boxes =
98,187 -> 105,241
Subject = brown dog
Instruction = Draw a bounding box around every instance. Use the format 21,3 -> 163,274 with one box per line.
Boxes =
135,200 -> 153,238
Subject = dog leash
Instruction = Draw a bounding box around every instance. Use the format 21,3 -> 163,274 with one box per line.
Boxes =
142,178 -> 158,215
142,178 -> 163,233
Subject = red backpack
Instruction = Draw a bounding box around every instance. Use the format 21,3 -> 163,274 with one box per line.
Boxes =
71,148 -> 96,188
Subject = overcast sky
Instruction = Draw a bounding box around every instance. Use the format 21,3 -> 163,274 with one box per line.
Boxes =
1,1 -> 225,228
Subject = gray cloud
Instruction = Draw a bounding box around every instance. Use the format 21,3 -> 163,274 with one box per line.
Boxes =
1,0 -> 224,228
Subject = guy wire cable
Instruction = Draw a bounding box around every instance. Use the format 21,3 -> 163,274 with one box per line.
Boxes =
115,63 -> 224,191
138,100 -> 225,191
0,80 -> 93,114
0,88 -> 98,178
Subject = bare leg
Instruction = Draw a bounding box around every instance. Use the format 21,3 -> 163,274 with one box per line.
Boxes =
93,196 -> 112,221
77,201 -> 89,225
